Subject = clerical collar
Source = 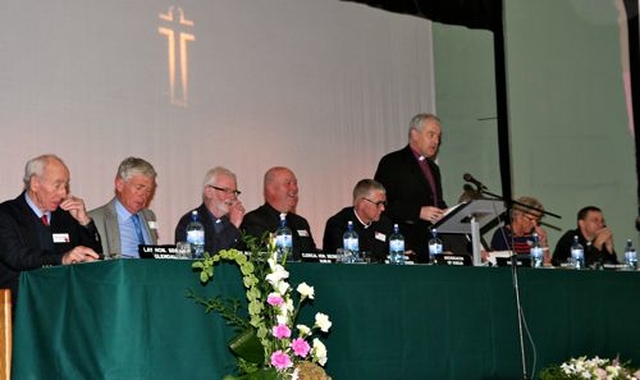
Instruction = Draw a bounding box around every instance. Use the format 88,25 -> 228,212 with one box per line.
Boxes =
409,147 -> 426,162
352,209 -> 371,229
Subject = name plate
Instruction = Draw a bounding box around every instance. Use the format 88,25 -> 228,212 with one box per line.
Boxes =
301,252 -> 338,263
139,244 -> 179,259
432,254 -> 472,266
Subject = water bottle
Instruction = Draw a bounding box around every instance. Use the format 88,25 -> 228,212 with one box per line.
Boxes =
570,235 -> 584,270
274,214 -> 293,262
530,232 -> 544,268
342,221 -> 359,263
186,210 -> 205,259
624,239 -> 637,270
428,228 -> 443,264
388,224 -> 405,265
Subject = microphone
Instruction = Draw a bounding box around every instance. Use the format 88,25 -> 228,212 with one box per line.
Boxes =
463,173 -> 488,190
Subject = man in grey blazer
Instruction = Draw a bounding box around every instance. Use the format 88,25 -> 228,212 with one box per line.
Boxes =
89,157 -> 158,258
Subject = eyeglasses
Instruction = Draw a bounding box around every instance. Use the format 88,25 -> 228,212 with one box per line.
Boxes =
362,197 -> 387,208
521,213 -> 540,224
208,185 -> 241,196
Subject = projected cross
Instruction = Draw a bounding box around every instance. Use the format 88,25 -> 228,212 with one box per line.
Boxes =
158,6 -> 195,107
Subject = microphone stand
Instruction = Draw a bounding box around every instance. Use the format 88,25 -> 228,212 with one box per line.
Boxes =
476,186 -> 560,380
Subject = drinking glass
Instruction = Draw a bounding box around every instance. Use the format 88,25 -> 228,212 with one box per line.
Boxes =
176,241 -> 192,259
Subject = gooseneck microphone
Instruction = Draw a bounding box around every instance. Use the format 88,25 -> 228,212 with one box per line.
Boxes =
463,173 -> 488,190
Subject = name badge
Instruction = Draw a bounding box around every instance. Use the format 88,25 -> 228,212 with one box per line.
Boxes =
52,233 -> 70,243
375,232 -> 386,242
298,229 -> 309,237
147,221 -> 158,230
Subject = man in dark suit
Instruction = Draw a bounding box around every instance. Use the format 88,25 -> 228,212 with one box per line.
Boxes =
374,113 -> 447,262
175,166 -> 246,255
0,154 -> 102,301
90,157 -> 159,258
241,166 -> 316,260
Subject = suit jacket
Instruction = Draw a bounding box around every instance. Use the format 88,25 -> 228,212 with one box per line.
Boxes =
322,206 -> 394,262
374,145 -> 447,261
241,203 -> 317,261
174,203 -> 241,255
0,192 -> 103,300
89,198 -> 158,256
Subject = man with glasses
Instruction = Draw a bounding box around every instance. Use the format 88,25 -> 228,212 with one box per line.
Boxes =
175,166 -> 245,255
241,166 -> 316,260
90,157 -> 158,258
374,113 -> 447,263
551,206 -> 618,267
490,196 -> 550,262
322,179 -> 394,262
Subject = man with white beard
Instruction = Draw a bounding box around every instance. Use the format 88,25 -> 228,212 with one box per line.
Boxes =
175,166 -> 245,255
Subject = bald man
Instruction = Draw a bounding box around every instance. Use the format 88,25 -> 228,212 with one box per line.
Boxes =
241,166 -> 316,260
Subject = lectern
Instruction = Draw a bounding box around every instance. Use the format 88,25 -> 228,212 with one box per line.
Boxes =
433,199 -> 505,266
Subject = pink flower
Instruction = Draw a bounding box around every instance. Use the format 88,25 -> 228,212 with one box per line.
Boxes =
271,350 -> 293,370
290,338 -> 311,358
272,324 -> 291,339
267,293 -> 284,306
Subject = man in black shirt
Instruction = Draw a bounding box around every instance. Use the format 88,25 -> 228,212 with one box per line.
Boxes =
242,166 -> 316,260
323,179 -> 394,262
552,206 -> 618,267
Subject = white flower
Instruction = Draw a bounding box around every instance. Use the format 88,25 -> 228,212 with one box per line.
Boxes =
314,312 -> 332,333
297,324 -> 311,336
312,338 -> 328,366
277,280 -> 290,295
296,282 -> 315,299
276,314 -> 289,325
266,265 -> 289,285
291,368 -> 299,380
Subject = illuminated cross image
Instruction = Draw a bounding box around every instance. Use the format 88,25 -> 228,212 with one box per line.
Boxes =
158,6 -> 195,107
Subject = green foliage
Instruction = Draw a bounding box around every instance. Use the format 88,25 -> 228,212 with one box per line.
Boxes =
188,233 -> 274,375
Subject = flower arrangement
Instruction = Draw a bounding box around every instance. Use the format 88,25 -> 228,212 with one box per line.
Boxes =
540,355 -> 640,380
189,236 -> 332,380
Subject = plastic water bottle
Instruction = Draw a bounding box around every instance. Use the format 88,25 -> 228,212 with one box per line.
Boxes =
342,221 -> 359,263
186,210 -> 205,259
624,239 -> 637,270
274,215 -> 293,262
388,224 -> 405,265
570,235 -> 584,270
530,232 -> 544,268
428,228 -> 443,264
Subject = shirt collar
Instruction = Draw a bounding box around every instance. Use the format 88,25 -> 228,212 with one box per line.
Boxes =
115,199 -> 135,220
24,192 -> 48,219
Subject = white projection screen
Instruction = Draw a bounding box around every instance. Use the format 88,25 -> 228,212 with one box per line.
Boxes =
0,0 -> 436,247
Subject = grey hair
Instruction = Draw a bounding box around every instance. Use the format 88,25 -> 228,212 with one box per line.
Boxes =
202,166 -> 236,190
23,154 -> 65,189
116,157 -> 157,182
511,196 -> 544,218
353,179 -> 385,202
408,113 -> 441,138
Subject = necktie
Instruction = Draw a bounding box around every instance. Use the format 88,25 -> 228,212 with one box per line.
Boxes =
131,214 -> 145,245
418,156 -> 438,206
41,214 -> 49,226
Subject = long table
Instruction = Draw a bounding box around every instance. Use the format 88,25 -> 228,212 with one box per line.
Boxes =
12,260 -> 640,379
